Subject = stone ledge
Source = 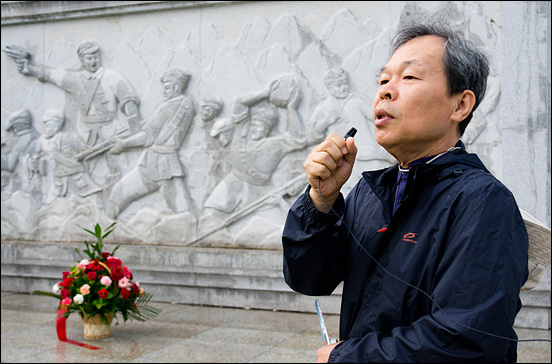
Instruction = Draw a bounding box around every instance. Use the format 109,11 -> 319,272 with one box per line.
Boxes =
1,1 -> 246,25
1,241 -> 549,327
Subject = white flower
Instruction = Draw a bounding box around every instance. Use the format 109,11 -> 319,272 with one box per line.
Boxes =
73,294 -> 84,305
79,259 -> 90,266
52,283 -> 60,294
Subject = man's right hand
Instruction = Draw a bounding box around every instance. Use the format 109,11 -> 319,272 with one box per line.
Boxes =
15,58 -> 32,75
305,132 -> 357,213
109,138 -> 125,154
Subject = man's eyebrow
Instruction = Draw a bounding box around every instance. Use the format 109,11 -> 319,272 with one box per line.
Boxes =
379,60 -> 425,75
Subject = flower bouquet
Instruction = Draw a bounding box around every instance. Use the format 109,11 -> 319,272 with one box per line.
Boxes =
34,222 -> 160,339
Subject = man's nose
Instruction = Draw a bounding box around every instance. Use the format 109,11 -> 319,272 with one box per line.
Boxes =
378,82 -> 395,100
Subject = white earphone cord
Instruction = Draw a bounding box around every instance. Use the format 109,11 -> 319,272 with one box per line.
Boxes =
317,178 -> 550,343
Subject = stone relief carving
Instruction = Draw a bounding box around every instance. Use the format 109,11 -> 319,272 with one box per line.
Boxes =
105,68 -> 196,220
13,40 -> 142,189
306,67 -> 395,194
1,109 -> 39,200
28,109 -> 102,205
197,74 -> 307,246
1,4 -> 500,248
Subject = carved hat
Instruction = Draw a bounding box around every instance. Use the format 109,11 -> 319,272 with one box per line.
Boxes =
42,109 -> 65,123
161,68 -> 190,89
323,67 -> 349,86
210,118 -> 233,137
77,41 -> 100,58
201,94 -> 224,113
251,107 -> 278,130
7,109 -> 32,131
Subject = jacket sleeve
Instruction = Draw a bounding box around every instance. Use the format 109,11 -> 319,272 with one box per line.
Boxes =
282,186 -> 351,296
328,179 -> 529,362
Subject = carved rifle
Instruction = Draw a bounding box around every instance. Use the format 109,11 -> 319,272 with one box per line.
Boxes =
75,128 -> 131,161
186,173 -> 307,246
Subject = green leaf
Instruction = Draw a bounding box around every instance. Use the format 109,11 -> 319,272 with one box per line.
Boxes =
102,222 -> 117,239
78,224 -> 95,236
32,290 -> 61,300
94,223 -> 102,239
111,245 -> 120,256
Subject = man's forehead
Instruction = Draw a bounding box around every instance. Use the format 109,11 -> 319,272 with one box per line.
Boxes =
379,60 -> 427,75
380,36 -> 445,75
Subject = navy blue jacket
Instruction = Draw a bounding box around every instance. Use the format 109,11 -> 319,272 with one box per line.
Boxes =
282,144 -> 528,362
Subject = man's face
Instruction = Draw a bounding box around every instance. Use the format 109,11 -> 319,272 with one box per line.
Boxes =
163,81 -> 179,100
81,52 -> 101,73
201,105 -> 215,121
250,119 -> 269,140
327,79 -> 349,99
43,118 -> 62,139
373,35 -> 459,160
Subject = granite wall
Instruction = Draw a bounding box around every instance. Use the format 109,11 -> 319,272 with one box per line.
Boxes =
1,1 -> 550,328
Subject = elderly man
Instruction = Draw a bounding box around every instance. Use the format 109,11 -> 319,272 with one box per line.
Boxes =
282,21 -> 528,362
105,68 -> 196,219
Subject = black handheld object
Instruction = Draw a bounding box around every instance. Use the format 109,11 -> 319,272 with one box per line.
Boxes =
344,127 -> 357,140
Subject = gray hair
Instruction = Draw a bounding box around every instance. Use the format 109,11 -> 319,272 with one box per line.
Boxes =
390,21 -> 490,136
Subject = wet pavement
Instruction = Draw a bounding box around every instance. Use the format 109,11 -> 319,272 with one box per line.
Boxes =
1,291 -> 550,363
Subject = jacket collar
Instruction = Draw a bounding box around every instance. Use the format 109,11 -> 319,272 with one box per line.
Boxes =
361,140 -> 489,201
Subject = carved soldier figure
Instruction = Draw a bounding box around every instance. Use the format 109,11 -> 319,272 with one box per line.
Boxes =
203,74 -> 307,216
210,117 -> 234,148
27,109 -> 102,204
105,68 -> 196,219
1,109 -> 39,200
208,117 -> 234,191
197,94 -> 224,128
308,67 -> 394,191
12,40 -> 141,187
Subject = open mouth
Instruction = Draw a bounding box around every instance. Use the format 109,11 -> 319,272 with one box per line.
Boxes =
375,109 -> 393,120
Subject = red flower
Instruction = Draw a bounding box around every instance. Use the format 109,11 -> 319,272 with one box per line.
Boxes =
101,252 -> 111,259
120,288 -> 130,299
107,256 -> 122,268
86,260 -> 103,273
62,271 -> 71,279
60,288 -> 70,299
122,266 -> 133,280
131,283 -> 140,295
98,288 -> 109,299
87,271 -> 97,281
111,266 -> 125,281
59,278 -> 73,288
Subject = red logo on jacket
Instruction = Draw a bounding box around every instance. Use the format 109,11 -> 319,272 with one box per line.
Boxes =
402,232 -> 419,244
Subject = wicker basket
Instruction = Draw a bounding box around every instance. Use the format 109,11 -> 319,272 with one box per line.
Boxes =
82,314 -> 113,340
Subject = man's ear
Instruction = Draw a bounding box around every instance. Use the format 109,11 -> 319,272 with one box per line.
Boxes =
451,90 -> 476,122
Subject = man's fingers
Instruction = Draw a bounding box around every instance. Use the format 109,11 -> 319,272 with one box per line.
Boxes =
314,134 -> 346,163
305,152 -> 336,181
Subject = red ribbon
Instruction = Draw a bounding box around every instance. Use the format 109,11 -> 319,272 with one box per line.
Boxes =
56,308 -> 102,350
